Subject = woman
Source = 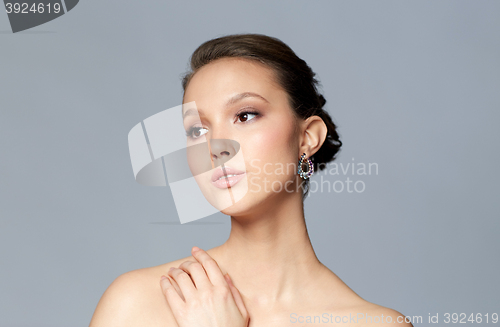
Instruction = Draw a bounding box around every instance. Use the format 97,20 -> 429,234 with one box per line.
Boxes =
89,33 -> 412,327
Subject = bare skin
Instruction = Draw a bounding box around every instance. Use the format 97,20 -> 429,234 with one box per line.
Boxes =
89,58 -> 412,327
89,248 -> 411,327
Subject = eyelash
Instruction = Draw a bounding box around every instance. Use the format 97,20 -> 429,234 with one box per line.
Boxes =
185,109 -> 261,139
235,109 -> 260,123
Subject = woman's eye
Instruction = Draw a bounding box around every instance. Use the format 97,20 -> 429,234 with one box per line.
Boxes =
186,126 -> 209,139
237,111 -> 259,123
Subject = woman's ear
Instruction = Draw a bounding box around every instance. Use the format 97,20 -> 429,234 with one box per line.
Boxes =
299,115 -> 327,157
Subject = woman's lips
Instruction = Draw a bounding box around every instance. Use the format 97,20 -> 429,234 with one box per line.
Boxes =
211,166 -> 246,189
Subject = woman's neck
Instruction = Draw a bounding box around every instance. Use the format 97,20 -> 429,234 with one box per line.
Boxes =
209,191 -> 327,310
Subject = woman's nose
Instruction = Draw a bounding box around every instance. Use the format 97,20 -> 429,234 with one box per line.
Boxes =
209,139 -> 238,166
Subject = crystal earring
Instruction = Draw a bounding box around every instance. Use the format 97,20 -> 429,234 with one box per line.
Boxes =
297,153 -> 314,180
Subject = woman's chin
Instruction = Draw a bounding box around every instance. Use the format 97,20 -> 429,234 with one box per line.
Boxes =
219,198 -> 249,216
218,194 -> 260,217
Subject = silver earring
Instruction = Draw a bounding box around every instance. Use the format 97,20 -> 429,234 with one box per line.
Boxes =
297,153 -> 314,180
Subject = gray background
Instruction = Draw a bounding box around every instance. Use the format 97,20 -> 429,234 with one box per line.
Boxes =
1,1 -> 499,326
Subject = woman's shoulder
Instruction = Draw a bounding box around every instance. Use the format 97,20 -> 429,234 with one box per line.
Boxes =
120,254 -> 196,283
88,255 -> 194,327
315,266 -> 413,326
330,300 -> 413,327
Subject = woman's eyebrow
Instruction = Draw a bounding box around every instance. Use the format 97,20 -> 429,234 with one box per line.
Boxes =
225,92 -> 269,107
183,108 -> 203,119
183,92 -> 269,119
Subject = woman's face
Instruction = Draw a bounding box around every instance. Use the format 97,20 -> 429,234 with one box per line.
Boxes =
182,57 -> 303,217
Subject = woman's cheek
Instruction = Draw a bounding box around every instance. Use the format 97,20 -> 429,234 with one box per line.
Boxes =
243,123 -> 296,179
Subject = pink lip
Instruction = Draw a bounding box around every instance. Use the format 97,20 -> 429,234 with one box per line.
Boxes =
211,166 -> 246,189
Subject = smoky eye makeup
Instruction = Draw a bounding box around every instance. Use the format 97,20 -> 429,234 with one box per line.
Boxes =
234,106 -> 262,123
183,104 -> 265,139
183,115 -> 206,139
185,125 -> 208,139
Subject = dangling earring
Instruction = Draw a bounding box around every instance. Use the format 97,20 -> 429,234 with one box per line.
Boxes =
297,153 -> 314,180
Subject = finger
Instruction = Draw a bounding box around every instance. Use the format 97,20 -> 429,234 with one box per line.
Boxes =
160,275 -> 184,313
168,267 -> 197,300
191,247 -> 227,287
165,270 -> 185,302
178,260 -> 211,289
225,273 -> 248,319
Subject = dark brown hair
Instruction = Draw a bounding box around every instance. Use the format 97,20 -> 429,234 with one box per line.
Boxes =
181,33 -> 342,198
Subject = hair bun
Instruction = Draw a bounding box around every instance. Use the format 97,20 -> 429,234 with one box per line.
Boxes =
318,94 -> 326,108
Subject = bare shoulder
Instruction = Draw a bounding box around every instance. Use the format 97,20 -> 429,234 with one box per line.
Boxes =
349,301 -> 414,327
287,267 -> 412,327
88,255 -> 194,327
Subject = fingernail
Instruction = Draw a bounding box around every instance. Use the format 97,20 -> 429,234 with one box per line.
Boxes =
160,275 -> 167,280
192,246 -> 200,253
169,267 -> 175,272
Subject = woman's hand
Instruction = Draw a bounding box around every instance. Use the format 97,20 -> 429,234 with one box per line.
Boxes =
160,247 -> 249,327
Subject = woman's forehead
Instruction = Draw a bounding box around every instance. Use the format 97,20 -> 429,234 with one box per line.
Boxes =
187,59 -> 278,90
183,59 -> 285,107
